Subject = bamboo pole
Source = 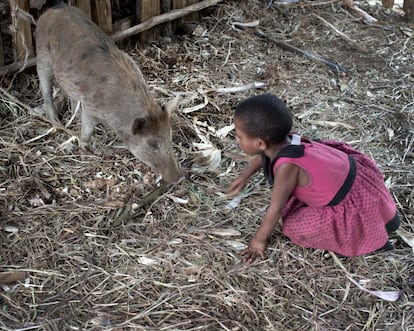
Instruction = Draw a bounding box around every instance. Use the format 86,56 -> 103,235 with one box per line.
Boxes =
112,0 -> 223,41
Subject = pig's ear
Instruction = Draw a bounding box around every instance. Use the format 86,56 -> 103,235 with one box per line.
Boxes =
131,117 -> 148,135
162,94 -> 180,114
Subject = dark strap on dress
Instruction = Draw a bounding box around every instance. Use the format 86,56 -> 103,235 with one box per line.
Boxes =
262,146 -> 356,207
262,144 -> 305,185
326,155 -> 356,206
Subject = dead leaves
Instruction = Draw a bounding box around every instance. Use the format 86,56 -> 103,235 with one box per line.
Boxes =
83,178 -> 118,190
0,271 -> 28,285
397,228 -> 414,253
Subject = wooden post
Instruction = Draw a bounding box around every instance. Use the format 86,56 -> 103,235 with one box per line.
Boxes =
161,0 -> 173,36
0,30 -> 4,66
136,0 -> 161,41
68,0 -> 91,19
173,0 -> 199,32
112,0 -> 224,42
91,0 -> 112,34
9,0 -> 34,61
403,0 -> 414,21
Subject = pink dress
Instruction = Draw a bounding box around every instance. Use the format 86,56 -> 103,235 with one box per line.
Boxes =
263,136 -> 397,257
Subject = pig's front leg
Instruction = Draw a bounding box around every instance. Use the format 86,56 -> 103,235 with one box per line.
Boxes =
80,109 -> 98,152
37,57 -> 59,122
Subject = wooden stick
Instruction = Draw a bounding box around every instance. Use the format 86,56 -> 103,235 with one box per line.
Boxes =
112,0 -> 224,41
254,29 -> 346,74
273,0 -> 342,7
0,0 -> 224,76
0,56 -> 36,76
312,13 -> 368,54
343,0 -> 378,23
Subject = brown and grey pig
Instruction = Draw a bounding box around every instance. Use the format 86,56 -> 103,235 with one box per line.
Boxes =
35,4 -> 181,182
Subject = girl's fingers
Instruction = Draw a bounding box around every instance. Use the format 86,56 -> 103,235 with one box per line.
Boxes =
240,248 -> 260,264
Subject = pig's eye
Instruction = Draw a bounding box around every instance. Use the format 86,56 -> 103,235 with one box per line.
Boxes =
148,140 -> 159,150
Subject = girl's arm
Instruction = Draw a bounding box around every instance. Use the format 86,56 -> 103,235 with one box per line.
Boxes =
240,162 -> 300,263
226,155 -> 263,197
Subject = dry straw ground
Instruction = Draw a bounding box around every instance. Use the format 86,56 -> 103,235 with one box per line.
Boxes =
1,0 -> 414,330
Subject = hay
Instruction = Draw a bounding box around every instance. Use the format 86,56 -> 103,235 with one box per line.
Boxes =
1,0 -> 413,330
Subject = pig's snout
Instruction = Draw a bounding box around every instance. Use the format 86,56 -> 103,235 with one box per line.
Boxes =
159,159 -> 182,183
130,144 -> 181,183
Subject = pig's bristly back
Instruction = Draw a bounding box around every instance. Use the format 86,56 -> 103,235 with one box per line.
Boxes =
36,5 -> 160,119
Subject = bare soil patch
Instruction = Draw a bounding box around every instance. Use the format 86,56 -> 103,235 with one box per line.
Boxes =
1,0 -> 413,330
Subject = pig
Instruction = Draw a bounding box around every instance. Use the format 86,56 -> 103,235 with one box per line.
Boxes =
35,3 -> 181,182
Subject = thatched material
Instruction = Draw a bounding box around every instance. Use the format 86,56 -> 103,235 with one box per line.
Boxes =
1,0 -> 413,329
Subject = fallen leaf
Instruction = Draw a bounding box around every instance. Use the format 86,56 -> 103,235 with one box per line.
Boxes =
0,271 -> 28,284
28,196 -> 45,207
168,238 -> 183,245
216,124 -> 235,138
94,199 -> 125,207
347,277 -> 404,302
84,178 -> 118,190
192,142 -> 222,172
225,192 -> 253,209
4,225 -> 19,233
226,241 -> 248,250
231,19 -> 260,29
310,120 -> 355,130
207,228 -> 241,236
182,95 -> 209,113
397,229 -> 414,253
138,257 -> 158,266
170,196 -> 189,204
193,24 -> 207,37
201,81 -> 266,94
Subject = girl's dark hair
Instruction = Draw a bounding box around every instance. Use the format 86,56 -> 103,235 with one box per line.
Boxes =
235,94 -> 292,144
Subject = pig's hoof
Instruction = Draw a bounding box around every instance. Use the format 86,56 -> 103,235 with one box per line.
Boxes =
79,146 -> 93,160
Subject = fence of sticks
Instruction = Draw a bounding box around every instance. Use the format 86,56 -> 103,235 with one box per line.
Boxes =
0,0 -> 224,76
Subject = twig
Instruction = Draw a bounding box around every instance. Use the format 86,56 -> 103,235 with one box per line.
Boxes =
255,28 -> 347,74
270,0 -> 342,7
22,127 -> 57,144
201,82 -> 266,94
66,100 -> 81,128
0,85 -> 34,113
312,13 -> 368,53
0,57 -> 36,76
112,0 -> 224,42
343,0 -> 378,23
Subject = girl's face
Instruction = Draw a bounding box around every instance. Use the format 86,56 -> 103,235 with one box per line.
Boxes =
234,116 -> 262,155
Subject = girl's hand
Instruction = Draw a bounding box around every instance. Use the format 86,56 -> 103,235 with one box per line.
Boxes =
226,155 -> 262,197
225,175 -> 249,197
240,236 -> 267,264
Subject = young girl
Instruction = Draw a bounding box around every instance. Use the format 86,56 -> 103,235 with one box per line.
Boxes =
226,94 -> 400,263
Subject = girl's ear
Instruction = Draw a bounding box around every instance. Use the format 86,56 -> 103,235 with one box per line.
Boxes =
257,138 -> 268,151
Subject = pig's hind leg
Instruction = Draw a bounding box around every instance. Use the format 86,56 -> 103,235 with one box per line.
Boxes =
37,56 -> 59,123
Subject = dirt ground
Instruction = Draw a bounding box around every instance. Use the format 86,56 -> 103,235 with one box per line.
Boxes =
1,0 -> 414,330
